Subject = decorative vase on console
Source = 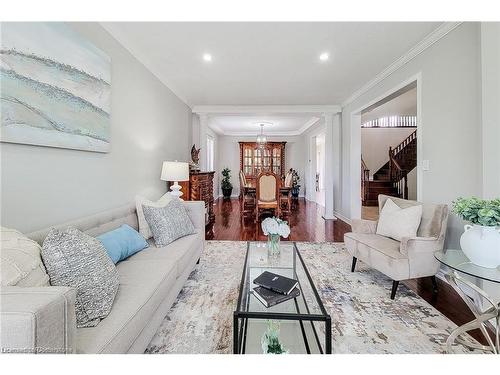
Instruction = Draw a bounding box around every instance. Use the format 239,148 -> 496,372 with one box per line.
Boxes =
452,197 -> 500,268
261,217 -> 290,257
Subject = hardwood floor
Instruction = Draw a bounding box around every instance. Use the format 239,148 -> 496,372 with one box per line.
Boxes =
211,197 -> 349,242
211,197 -> 488,347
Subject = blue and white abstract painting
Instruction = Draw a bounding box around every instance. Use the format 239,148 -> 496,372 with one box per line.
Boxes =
0,23 -> 111,152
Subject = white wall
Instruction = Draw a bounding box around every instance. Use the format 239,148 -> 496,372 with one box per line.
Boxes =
216,135 -> 306,197
361,127 -> 416,178
341,23 -> 483,248
0,22 -> 192,233
480,23 -> 500,199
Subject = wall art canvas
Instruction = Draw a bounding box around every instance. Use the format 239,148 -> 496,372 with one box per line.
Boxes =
0,22 -> 111,152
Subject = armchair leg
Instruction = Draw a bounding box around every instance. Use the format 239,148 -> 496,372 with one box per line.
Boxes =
431,276 -> 438,296
351,257 -> 357,272
390,280 -> 399,300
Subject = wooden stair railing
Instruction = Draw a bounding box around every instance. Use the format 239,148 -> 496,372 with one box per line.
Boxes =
388,129 -> 417,199
361,156 -> 370,204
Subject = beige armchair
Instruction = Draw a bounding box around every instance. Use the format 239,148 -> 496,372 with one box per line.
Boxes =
344,194 -> 449,299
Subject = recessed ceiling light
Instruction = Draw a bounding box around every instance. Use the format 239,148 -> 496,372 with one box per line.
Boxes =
203,53 -> 212,62
319,52 -> 329,61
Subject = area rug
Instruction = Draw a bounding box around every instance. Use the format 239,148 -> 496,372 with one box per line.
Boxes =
146,241 -> 475,354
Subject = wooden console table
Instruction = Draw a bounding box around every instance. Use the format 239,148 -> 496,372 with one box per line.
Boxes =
170,171 -> 215,238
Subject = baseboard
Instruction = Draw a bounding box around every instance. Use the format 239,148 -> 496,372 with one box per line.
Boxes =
334,211 -> 352,225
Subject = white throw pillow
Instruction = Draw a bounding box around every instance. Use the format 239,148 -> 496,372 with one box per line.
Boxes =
0,227 -> 50,287
376,199 -> 422,242
135,193 -> 173,239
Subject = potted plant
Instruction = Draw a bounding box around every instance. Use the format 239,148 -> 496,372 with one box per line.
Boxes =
221,167 -> 233,199
290,169 -> 301,198
452,197 -> 500,268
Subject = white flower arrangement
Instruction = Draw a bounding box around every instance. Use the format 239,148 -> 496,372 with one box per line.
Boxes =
261,217 -> 290,238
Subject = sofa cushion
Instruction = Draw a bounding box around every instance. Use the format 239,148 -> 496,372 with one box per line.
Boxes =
142,200 -> 196,247
1,227 -> 49,287
127,232 -> 202,278
76,258 -> 177,353
376,198 -> 422,241
97,224 -> 149,264
41,227 -> 119,328
344,232 -> 409,280
135,193 -> 172,240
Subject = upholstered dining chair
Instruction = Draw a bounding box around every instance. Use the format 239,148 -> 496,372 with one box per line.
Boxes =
344,194 -> 449,300
255,171 -> 280,222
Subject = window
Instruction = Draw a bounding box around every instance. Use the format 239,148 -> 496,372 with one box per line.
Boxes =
206,135 -> 215,172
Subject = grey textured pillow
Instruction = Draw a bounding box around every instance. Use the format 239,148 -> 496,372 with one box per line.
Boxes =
41,227 -> 119,328
142,199 -> 196,247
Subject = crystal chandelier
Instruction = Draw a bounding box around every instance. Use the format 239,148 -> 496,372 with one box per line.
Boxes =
256,123 -> 267,145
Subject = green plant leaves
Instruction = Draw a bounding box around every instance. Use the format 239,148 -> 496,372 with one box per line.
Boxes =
452,197 -> 500,227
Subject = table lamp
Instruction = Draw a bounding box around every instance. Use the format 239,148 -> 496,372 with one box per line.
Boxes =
161,161 -> 189,198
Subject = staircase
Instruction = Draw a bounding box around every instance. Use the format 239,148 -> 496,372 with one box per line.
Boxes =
362,130 -> 417,206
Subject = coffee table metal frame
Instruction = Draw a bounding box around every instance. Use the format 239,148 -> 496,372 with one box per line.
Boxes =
435,250 -> 499,354
233,242 -> 332,354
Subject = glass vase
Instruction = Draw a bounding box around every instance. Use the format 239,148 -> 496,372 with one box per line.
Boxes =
267,234 -> 281,257
261,320 -> 288,354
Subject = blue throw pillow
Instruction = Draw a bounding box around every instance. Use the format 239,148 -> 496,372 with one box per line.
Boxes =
97,224 -> 149,264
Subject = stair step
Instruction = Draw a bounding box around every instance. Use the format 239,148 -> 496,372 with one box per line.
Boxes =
369,180 -> 392,187
363,199 -> 379,206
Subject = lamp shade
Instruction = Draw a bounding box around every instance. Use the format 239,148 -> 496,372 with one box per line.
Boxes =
160,161 -> 189,181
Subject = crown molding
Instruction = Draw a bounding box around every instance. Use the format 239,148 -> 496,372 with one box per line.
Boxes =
192,104 -> 341,114
100,23 -> 191,108
207,114 -> 322,137
220,131 -> 306,137
341,22 -> 463,108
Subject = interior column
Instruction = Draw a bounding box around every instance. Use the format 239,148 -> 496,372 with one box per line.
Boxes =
198,113 -> 208,171
322,112 -> 340,220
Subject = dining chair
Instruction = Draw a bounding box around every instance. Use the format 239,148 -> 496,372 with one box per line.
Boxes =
255,171 -> 280,222
280,171 -> 293,217
240,170 -> 254,224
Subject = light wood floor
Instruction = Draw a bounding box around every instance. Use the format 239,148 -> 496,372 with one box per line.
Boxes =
362,205 -> 379,220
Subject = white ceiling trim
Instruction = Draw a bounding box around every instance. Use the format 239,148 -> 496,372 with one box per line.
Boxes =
210,116 -> 321,136
341,22 -> 462,108
221,131 -> 309,137
192,104 -> 341,114
100,23 -> 191,107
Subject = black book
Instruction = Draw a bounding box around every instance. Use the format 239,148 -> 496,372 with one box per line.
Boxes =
253,271 -> 299,295
252,286 -> 301,308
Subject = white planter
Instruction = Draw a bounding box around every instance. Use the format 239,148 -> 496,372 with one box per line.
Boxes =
460,224 -> 500,268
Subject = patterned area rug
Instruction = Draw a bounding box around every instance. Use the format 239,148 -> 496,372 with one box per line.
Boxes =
146,241 -> 475,354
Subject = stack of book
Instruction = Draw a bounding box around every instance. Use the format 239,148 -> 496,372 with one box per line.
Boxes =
252,271 -> 300,308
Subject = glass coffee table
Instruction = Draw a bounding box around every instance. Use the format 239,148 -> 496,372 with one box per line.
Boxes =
435,250 -> 500,354
233,241 -> 332,354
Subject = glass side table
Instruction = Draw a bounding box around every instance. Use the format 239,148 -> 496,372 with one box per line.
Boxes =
435,250 -> 500,354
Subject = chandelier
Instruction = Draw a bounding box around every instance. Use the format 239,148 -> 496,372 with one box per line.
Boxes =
256,123 -> 267,145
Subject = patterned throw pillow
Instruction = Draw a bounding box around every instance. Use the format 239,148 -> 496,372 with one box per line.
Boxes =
135,193 -> 173,239
142,199 -> 196,247
41,227 -> 119,328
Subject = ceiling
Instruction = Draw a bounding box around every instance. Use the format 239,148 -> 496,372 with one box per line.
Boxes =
209,114 -> 319,136
361,86 -> 417,123
102,22 -> 442,107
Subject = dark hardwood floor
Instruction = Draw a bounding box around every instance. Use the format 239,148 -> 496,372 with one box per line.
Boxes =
211,197 -> 349,242
211,197 -> 488,346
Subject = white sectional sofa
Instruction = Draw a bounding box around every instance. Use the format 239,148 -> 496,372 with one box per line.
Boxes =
0,201 -> 205,354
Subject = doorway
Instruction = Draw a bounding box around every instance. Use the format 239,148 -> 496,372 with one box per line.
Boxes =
350,74 -> 422,220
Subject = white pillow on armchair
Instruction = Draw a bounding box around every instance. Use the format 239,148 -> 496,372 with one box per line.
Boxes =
376,198 -> 422,241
